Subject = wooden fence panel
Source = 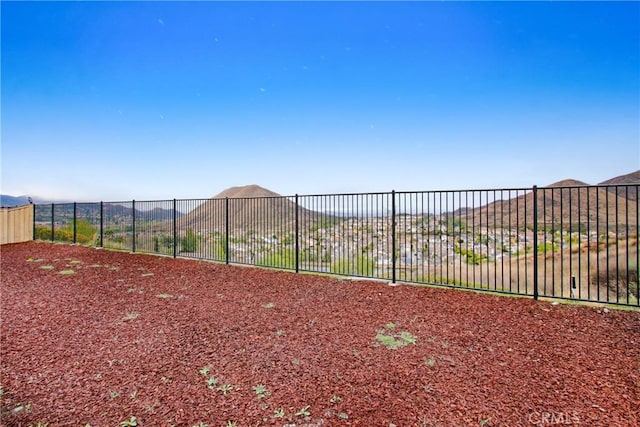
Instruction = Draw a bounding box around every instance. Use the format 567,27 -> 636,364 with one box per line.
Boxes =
0,205 -> 33,245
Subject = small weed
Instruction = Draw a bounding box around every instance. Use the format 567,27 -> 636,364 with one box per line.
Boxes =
375,322 -> 417,350
399,331 -> 417,345
275,329 -> 286,336
190,423 -> 209,427
291,358 -> 301,366
120,416 -> 137,426
141,273 -> 154,277
109,391 -> 120,399
252,384 -> 269,399
39,265 -> 55,270
273,408 -> 285,418
425,358 -> 436,367
199,366 -> 211,376
156,293 -> 173,299
130,390 -> 138,399
68,260 -> 82,264
226,422 -> 237,427
261,302 -> 276,309
295,405 -> 311,417
206,376 -> 219,389
144,400 -> 159,413
330,395 -> 343,403
59,269 -> 75,275
479,417 -> 492,427
217,384 -> 233,395
385,322 -> 396,330
337,412 -> 349,420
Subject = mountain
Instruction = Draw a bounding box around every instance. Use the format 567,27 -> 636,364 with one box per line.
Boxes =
176,184 -> 329,232
1,195 -> 29,207
33,201 -> 182,223
547,179 -> 589,187
598,169 -> 640,201
466,177 -> 637,228
599,170 -> 640,185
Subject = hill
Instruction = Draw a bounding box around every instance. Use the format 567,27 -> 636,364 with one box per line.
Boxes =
598,169 -> 640,201
176,185 -> 328,233
598,169 -> 640,186
547,179 -> 589,187
467,176 -> 637,228
1,195 -> 29,207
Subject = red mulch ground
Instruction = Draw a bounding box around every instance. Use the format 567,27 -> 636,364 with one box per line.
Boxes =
1,242 -> 639,427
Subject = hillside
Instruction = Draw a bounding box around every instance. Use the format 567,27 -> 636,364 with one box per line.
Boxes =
468,178 -> 637,228
1,195 -> 29,207
176,185 -> 328,232
598,169 -> 640,201
598,169 -> 640,185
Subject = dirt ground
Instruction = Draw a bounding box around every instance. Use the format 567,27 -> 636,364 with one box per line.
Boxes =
1,241 -> 639,426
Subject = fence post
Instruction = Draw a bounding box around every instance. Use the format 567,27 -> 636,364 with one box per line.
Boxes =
225,197 -> 230,264
391,190 -> 396,284
73,202 -> 77,244
533,185 -> 539,300
132,200 -> 136,252
172,199 -> 177,258
51,203 -> 55,242
100,201 -> 104,247
32,204 -> 36,240
295,194 -> 299,273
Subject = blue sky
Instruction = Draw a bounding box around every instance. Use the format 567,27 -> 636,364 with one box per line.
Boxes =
1,1 -> 639,201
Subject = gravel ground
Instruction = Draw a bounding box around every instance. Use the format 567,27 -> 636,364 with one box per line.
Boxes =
1,241 -> 639,427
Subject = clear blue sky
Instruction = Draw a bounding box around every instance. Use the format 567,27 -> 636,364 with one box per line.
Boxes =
1,1 -> 639,201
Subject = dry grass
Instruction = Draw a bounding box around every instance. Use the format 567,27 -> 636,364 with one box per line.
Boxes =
397,236 -> 638,305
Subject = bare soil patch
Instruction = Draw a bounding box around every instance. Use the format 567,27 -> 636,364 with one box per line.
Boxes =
1,242 -> 639,426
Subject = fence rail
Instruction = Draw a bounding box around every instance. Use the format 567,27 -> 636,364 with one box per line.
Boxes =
33,184 -> 639,306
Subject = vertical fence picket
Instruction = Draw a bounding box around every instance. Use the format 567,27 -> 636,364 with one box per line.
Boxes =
132,200 -> 136,253
532,185 -> 539,300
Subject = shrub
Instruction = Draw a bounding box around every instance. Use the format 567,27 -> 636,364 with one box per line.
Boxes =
73,220 -> 98,244
300,248 -> 317,263
537,242 -> 559,254
259,249 -> 296,269
181,228 -> 197,253
54,228 -> 74,242
211,235 -> 227,260
36,220 -> 97,244
454,245 -> 488,265
35,225 -> 52,240
330,255 -> 375,276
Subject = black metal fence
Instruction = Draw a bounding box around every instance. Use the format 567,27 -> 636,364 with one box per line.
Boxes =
33,184 -> 639,306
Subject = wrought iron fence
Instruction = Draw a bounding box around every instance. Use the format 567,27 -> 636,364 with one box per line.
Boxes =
33,184 -> 639,306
